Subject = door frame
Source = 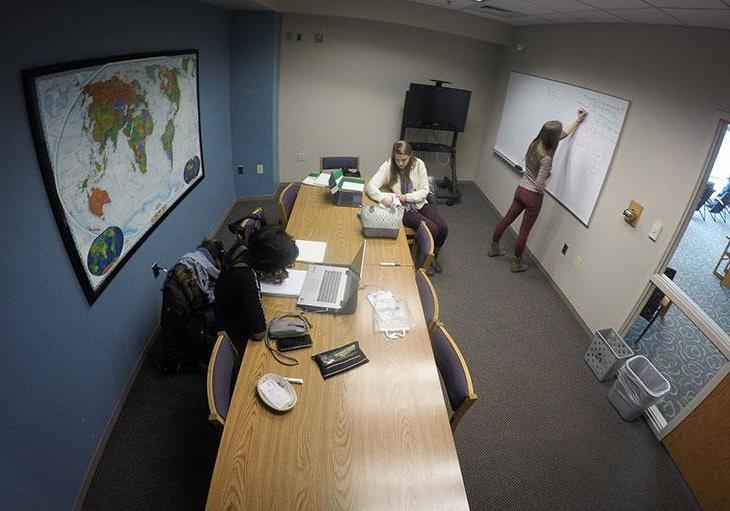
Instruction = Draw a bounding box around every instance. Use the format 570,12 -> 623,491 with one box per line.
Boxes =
620,111 -> 730,440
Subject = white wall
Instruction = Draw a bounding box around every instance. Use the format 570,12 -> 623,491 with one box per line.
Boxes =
278,13 -> 501,183
476,24 -> 730,332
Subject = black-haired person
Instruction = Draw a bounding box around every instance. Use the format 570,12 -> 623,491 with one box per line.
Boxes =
214,225 -> 298,354
488,109 -> 587,272
366,140 -> 448,274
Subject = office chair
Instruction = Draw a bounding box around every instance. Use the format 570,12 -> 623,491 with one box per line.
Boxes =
709,190 -> 730,222
635,267 -> 677,343
413,221 -> 435,274
278,183 -> 300,229
430,321 -> 478,432
206,332 -> 240,427
321,155 -> 360,177
415,268 -> 440,331
696,182 -> 714,220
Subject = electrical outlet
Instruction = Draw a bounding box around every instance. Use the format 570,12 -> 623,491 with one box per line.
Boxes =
237,165 -> 243,175
573,255 -> 582,268
296,33 -> 302,42
561,243 -> 569,255
256,164 -> 264,175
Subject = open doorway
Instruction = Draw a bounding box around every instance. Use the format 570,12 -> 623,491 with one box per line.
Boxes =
624,119 -> 730,435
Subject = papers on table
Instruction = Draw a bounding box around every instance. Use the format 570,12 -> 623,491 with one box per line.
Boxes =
302,172 -> 331,187
295,239 -> 327,263
259,269 -> 307,297
341,180 -> 364,192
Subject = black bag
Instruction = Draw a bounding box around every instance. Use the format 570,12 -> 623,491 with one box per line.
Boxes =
228,210 -> 268,246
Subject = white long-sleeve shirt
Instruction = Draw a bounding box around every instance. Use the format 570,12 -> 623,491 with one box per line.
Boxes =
366,157 -> 430,210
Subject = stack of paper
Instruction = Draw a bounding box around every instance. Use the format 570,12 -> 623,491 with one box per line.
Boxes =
302,172 -> 332,187
295,239 -> 327,263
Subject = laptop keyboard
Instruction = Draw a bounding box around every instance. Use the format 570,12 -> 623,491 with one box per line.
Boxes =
318,270 -> 342,303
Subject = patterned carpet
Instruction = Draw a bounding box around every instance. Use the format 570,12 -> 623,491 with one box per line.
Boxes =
626,211 -> 729,422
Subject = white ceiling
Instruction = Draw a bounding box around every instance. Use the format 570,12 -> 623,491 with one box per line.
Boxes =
411,0 -> 730,29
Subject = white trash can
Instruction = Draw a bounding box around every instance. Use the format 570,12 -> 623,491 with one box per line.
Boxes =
607,355 -> 670,421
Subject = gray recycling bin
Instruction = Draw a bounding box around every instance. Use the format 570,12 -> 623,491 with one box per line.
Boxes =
607,355 -> 670,421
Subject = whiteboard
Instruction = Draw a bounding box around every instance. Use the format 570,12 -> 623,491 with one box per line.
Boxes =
494,72 -> 629,225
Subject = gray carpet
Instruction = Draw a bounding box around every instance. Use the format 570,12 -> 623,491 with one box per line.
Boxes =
83,183 -> 699,510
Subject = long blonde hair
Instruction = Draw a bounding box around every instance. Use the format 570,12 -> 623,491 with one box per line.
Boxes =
388,140 -> 416,189
525,121 -> 563,170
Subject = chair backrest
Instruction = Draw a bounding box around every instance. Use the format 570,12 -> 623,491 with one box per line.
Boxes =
321,156 -> 359,171
415,268 -> 440,330
229,207 -> 265,246
414,221 -> 434,272
278,183 -> 300,228
430,321 -> 478,431
207,332 -> 240,427
697,182 -> 714,211
639,267 -> 677,321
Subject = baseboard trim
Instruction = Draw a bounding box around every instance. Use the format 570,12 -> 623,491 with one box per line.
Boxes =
472,183 -> 593,337
74,323 -> 160,511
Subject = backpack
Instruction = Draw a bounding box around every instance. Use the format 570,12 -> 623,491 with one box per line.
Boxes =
228,210 -> 268,247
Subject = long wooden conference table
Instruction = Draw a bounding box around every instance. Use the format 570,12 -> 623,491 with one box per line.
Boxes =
206,185 -> 469,510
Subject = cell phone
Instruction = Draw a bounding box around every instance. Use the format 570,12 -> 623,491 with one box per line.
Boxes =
277,334 -> 312,352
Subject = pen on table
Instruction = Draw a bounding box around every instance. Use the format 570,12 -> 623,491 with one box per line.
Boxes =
284,377 -> 304,384
379,261 -> 400,266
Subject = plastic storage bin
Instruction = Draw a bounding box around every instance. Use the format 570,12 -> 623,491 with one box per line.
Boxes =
584,328 -> 634,381
607,355 -> 670,421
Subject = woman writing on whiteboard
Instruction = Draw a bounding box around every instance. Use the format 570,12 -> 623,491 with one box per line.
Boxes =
367,140 -> 448,275
488,109 -> 587,272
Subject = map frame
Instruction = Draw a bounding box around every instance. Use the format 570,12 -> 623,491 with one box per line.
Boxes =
23,49 -> 205,304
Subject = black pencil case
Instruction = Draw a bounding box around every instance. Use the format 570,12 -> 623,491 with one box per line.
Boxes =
277,334 -> 312,352
312,341 -> 369,379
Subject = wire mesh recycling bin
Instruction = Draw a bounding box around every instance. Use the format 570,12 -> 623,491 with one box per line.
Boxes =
607,355 -> 670,421
584,328 -> 634,381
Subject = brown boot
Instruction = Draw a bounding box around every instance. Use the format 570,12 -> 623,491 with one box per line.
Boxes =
511,256 -> 528,273
487,241 -> 506,257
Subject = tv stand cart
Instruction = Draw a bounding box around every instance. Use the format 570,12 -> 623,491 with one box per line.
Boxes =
400,125 -> 462,206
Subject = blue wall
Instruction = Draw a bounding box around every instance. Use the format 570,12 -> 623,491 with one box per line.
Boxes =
231,12 -> 281,196
0,0 -> 278,508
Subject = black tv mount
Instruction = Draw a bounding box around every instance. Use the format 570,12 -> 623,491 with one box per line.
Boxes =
430,79 -> 451,87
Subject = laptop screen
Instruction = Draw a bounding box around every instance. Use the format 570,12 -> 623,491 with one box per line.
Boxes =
349,241 -> 366,278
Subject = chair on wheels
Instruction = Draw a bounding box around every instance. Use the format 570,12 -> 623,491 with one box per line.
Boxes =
321,155 -> 360,177
709,189 -> 730,222
206,332 -> 240,427
278,183 -> 300,229
696,182 -> 714,220
635,267 -> 677,343
415,268 -> 440,331
429,321 -> 478,431
413,221 -> 434,274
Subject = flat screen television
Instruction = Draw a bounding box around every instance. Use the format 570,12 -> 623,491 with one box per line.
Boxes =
403,83 -> 471,132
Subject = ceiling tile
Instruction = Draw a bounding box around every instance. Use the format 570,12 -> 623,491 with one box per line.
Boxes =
539,12 -> 585,22
664,8 -> 730,29
521,0 -> 593,12
410,0 -> 467,10
570,9 -> 628,22
509,15 -> 554,24
580,0 -> 651,8
609,7 -> 684,24
468,0 -> 555,16
644,0 -> 727,7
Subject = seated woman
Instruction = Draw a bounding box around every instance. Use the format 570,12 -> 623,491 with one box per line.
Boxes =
366,140 -> 448,273
214,225 -> 298,354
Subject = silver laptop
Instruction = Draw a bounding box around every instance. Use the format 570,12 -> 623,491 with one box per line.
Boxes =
297,241 -> 366,314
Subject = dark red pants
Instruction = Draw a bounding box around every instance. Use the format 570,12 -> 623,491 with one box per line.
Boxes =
492,186 -> 543,258
403,204 -> 448,250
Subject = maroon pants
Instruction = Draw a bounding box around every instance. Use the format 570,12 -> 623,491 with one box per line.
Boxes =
492,186 -> 543,258
403,203 -> 448,251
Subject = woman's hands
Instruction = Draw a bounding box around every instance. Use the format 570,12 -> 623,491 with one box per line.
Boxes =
381,195 -> 407,207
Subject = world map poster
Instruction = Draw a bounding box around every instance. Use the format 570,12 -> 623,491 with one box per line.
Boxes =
24,51 -> 204,304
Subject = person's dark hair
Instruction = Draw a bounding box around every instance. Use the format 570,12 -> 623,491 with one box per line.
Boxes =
226,225 -> 298,274
525,120 -> 563,170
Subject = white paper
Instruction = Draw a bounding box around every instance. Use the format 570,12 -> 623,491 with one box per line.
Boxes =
341,181 -> 364,192
259,269 -> 307,297
295,240 -> 327,263
302,172 -> 331,187
260,379 -> 292,409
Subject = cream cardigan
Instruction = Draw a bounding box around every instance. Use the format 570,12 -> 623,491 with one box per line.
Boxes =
366,157 -> 430,210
